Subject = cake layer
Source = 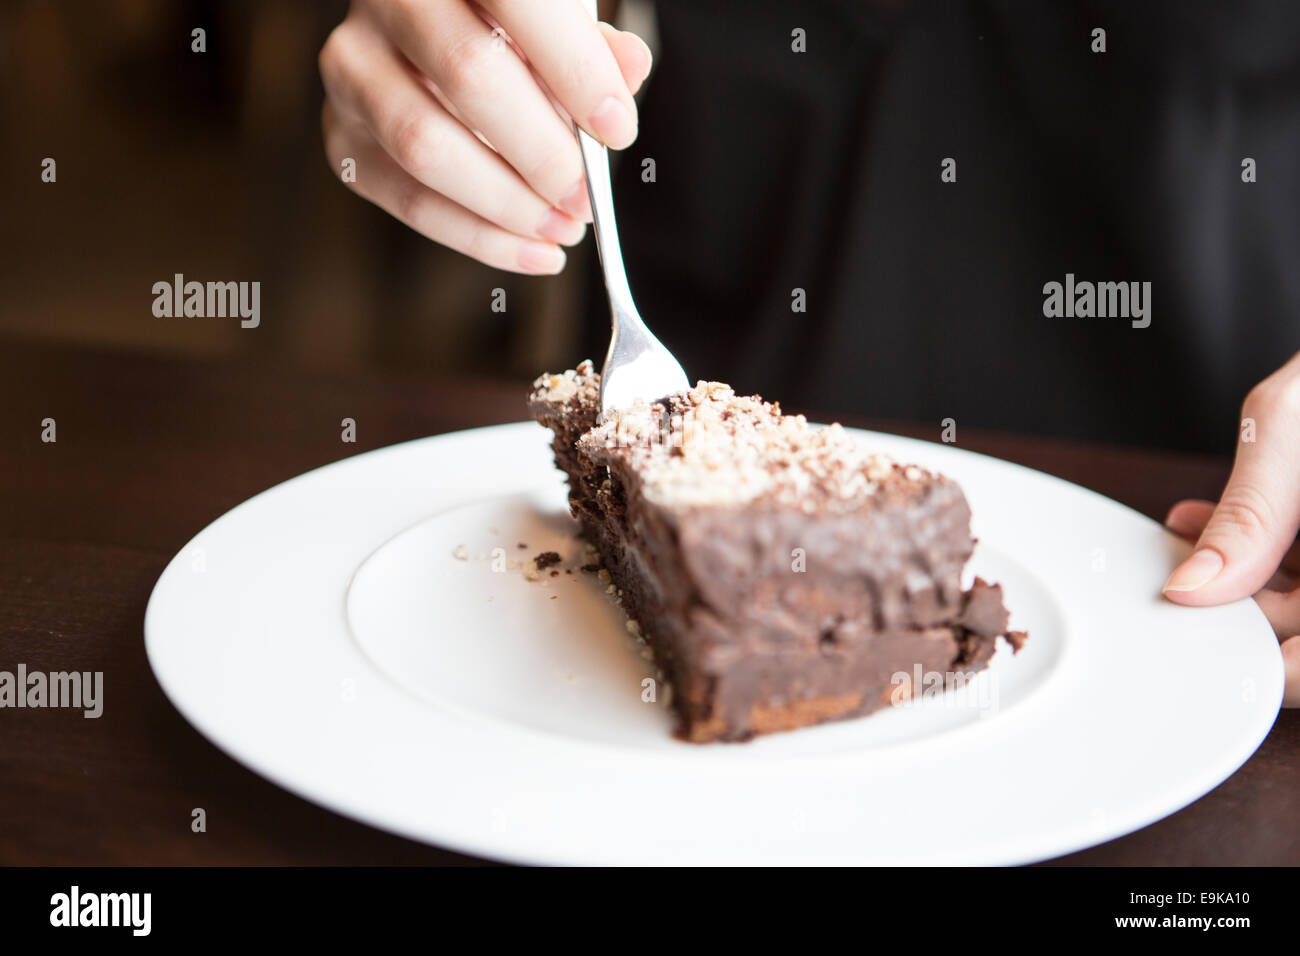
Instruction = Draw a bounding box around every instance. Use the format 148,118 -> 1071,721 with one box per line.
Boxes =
528,362 -> 1025,742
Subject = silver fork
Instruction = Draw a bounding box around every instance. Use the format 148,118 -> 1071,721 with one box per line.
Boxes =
573,1 -> 688,418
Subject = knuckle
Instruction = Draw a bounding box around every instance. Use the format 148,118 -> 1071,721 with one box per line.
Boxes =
1274,374 -> 1300,416
318,26 -> 350,89
388,115 -> 442,177
1243,383 -> 1272,417
1243,375 -> 1300,419
437,34 -> 492,99
1211,484 -> 1277,541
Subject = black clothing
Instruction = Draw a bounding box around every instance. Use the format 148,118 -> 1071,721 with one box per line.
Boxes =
583,0 -> 1300,452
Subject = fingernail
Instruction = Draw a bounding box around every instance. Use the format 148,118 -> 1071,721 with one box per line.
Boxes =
536,207 -> 586,245
588,96 -> 637,150
518,241 -> 565,275
1163,548 -> 1225,592
559,180 -> 592,221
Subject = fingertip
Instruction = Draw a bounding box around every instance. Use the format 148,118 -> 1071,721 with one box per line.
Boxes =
559,180 -> 593,222
517,240 -> 566,275
1282,635 -> 1300,707
599,23 -> 653,94
587,95 -> 638,150
621,30 -> 653,92
1164,499 -> 1214,538
536,207 -> 586,246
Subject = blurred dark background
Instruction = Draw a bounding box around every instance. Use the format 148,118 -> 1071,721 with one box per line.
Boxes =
3,0 -> 586,379
5,0 -> 1300,453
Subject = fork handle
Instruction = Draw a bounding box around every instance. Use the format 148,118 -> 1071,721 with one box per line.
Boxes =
573,1 -> 637,317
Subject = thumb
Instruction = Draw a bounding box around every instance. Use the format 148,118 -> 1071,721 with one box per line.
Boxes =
1164,375 -> 1300,605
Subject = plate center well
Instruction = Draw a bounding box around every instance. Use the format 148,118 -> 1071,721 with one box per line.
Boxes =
345,486 -> 1064,754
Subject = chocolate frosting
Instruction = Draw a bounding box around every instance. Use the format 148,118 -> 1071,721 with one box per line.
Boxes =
529,363 -> 1026,742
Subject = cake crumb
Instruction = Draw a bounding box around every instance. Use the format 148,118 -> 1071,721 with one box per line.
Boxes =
522,561 -> 540,582
517,542 -> 527,550
597,568 -> 611,583
534,551 -> 562,570
626,619 -> 642,638
452,544 -> 469,561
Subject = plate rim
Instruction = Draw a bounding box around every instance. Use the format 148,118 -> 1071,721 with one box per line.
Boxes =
144,420 -> 1285,865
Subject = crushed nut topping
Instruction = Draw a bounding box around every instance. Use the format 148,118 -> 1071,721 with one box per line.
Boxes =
533,363 -> 932,510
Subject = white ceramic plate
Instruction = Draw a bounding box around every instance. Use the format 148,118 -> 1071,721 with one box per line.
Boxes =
144,422 -> 1284,865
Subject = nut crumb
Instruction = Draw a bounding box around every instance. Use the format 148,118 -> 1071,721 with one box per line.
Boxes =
452,545 -> 469,561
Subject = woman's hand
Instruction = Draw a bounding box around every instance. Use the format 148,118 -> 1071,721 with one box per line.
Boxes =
1164,351 -> 1300,706
318,0 -> 652,273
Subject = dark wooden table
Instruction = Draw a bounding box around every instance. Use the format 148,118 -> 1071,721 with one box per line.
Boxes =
1,340 -> 1295,865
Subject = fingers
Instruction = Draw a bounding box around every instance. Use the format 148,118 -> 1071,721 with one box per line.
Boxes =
597,22 -> 653,94
1255,588 -> 1300,639
1167,498 -> 1300,588
1164,355 -> 1300,605
1164,498 -> 1216,539
323,103 -> 567,275
372,0 -> 594,220
1256,590 -> 1300,707
480,0 -> 642,148
322,20 -> 586,247
1283,636 -> 1300,707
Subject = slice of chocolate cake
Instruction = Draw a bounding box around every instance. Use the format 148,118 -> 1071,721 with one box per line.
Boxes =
529,361 -> 1026,743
